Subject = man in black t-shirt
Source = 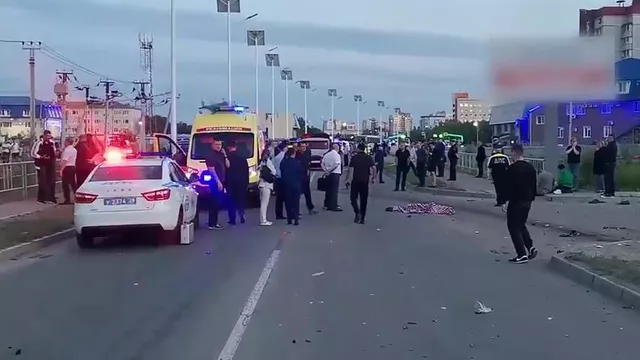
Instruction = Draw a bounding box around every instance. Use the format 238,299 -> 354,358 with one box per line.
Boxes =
565,137 -> 581,190
505,143 -> 538,264
204,139 -> 229,229
394,143 -> 410,191
345,143 -> 375,224
296,142 -> 316,215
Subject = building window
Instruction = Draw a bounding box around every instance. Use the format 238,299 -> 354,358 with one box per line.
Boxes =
622,49 -> 633,58
635,101 -> 640,112
535,115 -> 545,125
603,125 -> 613,138
617,81 -> 631,94
601,103 -> 612,114
21,110 -> 30,117
575,104 -> 586,115
582,126 -> 592,138
557,126 -> 564,139
0,110 -> 9,117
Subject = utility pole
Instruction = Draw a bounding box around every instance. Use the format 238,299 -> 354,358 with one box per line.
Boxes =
139,33 -> 154,122
75,85 -> 92,134
98,79 -> 116,146
22,41 -> 41,142
54,70 -> 73,140
133,80 -> 151,138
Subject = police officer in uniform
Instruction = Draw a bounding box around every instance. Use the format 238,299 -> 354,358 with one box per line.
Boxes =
30,130 -> 57,204
487,147 -> 510,206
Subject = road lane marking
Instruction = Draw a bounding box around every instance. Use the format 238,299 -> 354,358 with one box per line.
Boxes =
310,171 -> 317,183
216,249 -> 281,360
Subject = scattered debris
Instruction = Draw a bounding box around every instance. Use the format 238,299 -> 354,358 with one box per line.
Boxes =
474,301 -> 493,314
441,306 -> 447,310
398,271 -> 405,275
588,199 -> 605,204
595,244 -> 604,249
559,230 -> 580,238
311,272 -> 325,277
622,305 -> 635,309
619,200 -> 631,205
292,340 -> 296,344
474,231 -> 479,234
547,317 -> 553,320
557,249 -> 565,254
305,339 -> 311,343
133,283 -> 139,286
603,226 -> 627,230
407,321 -> 418,325
14,349 -> 21,355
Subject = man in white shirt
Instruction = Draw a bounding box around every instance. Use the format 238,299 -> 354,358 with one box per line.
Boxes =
60,137 -> 78,204
272,142 -> 287,219
321,143 -> 343,211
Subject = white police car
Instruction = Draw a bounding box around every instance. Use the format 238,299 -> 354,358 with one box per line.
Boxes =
73,149 -> 199,248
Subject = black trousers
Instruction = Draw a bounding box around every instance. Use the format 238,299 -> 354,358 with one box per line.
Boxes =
350,181 -> 369,219
437,160 -> 445,177
226,184 -> 246,222
477,160 -> 485,177
207,188 -> 221,226
448,159 -> 458,180
284,188 -> 301,222
76,165 -> 94,187
507,201 -> 533,257
301,175 -> 314,211
376,163 -> 384,182
492,173 -> 507,205
62,166 -> 77,203
37,163 -> 56,202
323,173 -> 341,210
275,178 -> 286,218
604,162 -> 616,196
416,161 -> 426,186
395,166 -> 408,190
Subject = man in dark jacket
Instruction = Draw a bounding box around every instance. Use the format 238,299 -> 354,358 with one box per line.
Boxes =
447,141 -> 459,181
225,141 -> 249,225
602,136 -> 617,198
433,139 -> 446,177
31,130 -> 57,203
476,143 -> 487,178
296,142 -> 316,215
415,143 -> 427,187
280,148 -> 301,225
488,148 -> 510,206
374,144 -> 386,183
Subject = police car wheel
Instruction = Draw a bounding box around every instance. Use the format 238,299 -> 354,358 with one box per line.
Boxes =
161,208 -> 183,245
76,233 -> 95,248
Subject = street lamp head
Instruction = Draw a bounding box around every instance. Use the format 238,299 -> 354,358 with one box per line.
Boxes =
245,13 -> 258,20
473,121 -> 479,127
268,46 -> 278,52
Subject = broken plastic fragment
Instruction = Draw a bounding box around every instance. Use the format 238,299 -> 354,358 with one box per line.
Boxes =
312,271 -> 324,277
474,301 -> 493,314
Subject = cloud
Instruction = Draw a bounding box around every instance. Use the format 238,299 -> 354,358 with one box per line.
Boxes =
1,0 -> 487,121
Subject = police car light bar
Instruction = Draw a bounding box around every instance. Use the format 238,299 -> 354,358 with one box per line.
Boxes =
138,151 -> 172,158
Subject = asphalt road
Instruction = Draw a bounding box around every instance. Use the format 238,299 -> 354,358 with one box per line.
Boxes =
0,186 -> 639,360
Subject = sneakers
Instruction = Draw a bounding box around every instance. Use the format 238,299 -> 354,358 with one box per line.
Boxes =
508,255 -> 529,264
260,221 -> 273,226
528,247 -> 538,260
208,224 -> 223,230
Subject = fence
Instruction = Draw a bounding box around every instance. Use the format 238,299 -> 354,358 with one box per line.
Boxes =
457,152 -> 546,176
0,161 -> 60,203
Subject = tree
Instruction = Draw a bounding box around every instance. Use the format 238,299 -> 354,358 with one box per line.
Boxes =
144,115 -> 191,134
177,122 -> 192,134
294,118 -> 322,138
427,120 -> 491,144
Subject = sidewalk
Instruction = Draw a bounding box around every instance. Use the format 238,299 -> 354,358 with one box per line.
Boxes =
0,198 -> 58,220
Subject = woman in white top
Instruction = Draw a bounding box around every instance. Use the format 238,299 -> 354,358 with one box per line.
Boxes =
258,149 -> 277,226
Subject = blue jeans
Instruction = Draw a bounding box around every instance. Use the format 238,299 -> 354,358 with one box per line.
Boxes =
567,163 -> 580,189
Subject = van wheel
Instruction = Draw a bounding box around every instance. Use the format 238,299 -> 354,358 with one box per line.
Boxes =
161,208 -> 184,245
76,233 -> 95,248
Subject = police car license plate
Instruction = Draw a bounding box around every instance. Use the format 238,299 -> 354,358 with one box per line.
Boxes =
104,197 -> 137,206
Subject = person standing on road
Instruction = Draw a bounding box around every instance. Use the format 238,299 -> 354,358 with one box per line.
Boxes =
374,144 -> 386,184
426,143 -> 438,187
447,140 -> 459,181
296,142 -> 317,215
60,138 -> 77,205
565,137 -> 581,190
344,143 -> 375,224
258,149 -> 276,226
225,141 -> 249,225
273,142 -> 287,219
31,130 -> 57,204
592,140 -> 606,193
504,143 -> 538,264
433,138 -> 446,177
602,136 -> 617,198
321,143 -> 343,211
280,148 -> 301,225
476,142 -> 487,178
394,143 -> 410,191
205,139 -> 229,230
415,143 -> 427,187
487,148 -> 510,206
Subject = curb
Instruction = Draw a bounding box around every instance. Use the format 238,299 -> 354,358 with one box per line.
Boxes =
0,228 -> 75,262
548,255 -> 640,311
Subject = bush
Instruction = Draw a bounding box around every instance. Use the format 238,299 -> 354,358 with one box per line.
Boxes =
578,149 -> 640,191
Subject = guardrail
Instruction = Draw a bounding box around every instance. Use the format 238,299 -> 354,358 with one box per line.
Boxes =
457,152 -> 546,176
0,161 -> 61,202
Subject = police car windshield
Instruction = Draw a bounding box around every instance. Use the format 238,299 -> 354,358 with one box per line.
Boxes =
191,132 -> 254,160
90,166 -> 163,181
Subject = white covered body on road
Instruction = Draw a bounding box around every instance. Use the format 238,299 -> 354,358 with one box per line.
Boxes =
73,153 -> 198,246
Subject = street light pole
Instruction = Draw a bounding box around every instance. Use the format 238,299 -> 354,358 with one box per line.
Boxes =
473,121 -> 479,144
377,100 -> 385,143
281,68 -> 292,138
216,0 -> 240,103
246,30 -> 265,118
170,0 -> 177,141
354,95 -> 362,136
265,52 -> 280,137
328,89 -> 337,138
297,80 -> 310,134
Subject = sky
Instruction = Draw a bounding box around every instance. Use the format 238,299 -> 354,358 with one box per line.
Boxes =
0,0 -> 613,126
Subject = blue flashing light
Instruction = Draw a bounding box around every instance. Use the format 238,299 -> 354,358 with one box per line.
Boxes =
200,170 -> 215,184
203,174 -> 212,182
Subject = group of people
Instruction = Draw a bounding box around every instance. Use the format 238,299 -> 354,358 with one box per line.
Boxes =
31,131 -> 103,205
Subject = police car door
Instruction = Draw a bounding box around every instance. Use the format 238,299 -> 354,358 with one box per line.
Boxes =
153,134 -> 187,167
168,161 -> 197,222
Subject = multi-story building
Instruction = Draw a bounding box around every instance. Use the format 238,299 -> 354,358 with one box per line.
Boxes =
322,119 -> 358,135
64,101 -> 142,136
389,111 -> 413,134
419,111 -> 450,129
0,96 -> 63,139
456,98 -> 490,123
451,92 -> 469,121
579,0 -> 640,100
362,117 -> 379,132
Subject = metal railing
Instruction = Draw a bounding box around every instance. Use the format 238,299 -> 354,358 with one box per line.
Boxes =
457,152 -> 546,177
0,160 -> 60,200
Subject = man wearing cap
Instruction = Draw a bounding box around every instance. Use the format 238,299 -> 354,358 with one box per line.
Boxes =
487,147 -> 510,206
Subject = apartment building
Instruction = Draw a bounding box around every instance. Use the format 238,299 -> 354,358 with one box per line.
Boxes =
451,92 -> 469,121
455,98 -> 490,123
389,111 -> 413,134
419,111 -> 450,129
64,101 -> 142,136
